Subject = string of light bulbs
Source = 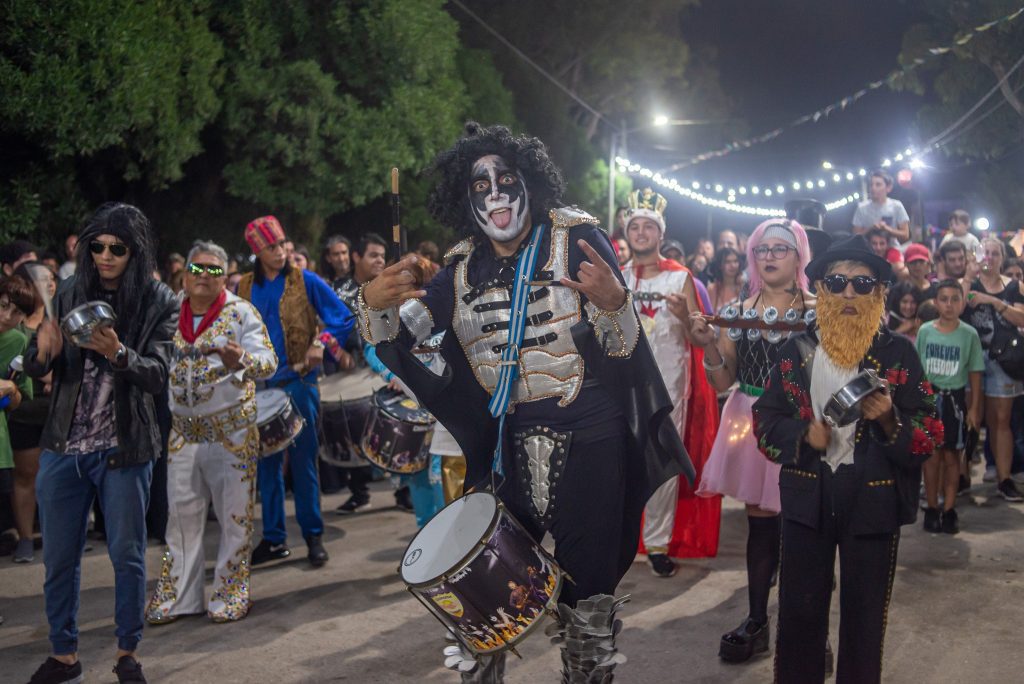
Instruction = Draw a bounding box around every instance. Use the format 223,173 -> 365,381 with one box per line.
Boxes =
615,156 -> 861,217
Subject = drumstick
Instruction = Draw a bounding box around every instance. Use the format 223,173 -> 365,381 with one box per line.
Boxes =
697,314 -> 808,331
390,167 -> 403,262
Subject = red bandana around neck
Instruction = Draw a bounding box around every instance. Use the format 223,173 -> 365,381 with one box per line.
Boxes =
179,290 -> 227,344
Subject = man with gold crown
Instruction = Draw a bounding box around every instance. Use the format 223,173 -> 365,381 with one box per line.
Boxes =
357,123 -> 693,683
622,188 -> 721,576
753,234 -> 941,683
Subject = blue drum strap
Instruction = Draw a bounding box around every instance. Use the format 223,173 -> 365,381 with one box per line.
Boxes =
488,224 -> 545,477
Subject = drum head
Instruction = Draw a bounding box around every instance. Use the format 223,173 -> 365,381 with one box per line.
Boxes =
401,492 -> 497,585
374,388 -> 434,425
256,389 -> 289,419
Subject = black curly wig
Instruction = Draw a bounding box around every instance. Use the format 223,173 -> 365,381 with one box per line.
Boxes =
427,122 -> 566,238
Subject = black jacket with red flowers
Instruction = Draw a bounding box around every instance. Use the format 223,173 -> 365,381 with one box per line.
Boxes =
752,325 -> 942,534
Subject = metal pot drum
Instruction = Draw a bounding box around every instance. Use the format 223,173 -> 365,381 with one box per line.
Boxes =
400,492 -> 563,657
823,368 -> 885,428
61,301 -> 116,346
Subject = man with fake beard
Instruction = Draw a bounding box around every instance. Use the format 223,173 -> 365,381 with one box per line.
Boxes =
753,234 -> 942,684
622,187 -> 719,575
357,123 -> 692,683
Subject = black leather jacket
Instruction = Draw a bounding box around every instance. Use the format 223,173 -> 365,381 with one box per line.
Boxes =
25,277 -> 178,468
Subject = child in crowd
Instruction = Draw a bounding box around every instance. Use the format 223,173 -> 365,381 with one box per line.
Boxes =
915,279 -> 984,533
940,209 -> 981,256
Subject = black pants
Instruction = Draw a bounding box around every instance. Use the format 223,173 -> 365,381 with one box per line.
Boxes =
776,464 -> 899,684
337,465 -> 373,501
501,424 -> 628,608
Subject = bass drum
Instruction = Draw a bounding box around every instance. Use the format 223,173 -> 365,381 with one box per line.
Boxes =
361,388 -> 434,474
400,492 -> 562,656
319,368 -> 382,468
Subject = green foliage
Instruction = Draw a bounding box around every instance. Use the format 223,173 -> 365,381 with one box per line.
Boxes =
894,0 -> 1024,225
0,0 -> 223,184
215,0 -> 468,243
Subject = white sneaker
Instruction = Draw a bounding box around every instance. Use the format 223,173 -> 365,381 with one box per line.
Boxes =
983,466 -> 997,483
1012,472 -> 1024,485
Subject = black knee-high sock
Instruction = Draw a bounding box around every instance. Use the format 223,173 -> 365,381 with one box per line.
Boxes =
746,514 -> 781,625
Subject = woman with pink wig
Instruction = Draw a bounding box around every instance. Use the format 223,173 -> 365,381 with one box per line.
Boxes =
690,219 -> 815,663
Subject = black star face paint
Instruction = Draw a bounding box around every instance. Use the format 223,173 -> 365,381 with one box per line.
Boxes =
468,155 -> 531,243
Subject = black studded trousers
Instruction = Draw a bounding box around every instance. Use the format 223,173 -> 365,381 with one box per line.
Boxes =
775,464 -> 900,684
499,421 -> 629,608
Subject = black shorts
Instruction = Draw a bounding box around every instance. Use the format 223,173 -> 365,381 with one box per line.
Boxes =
935,387 -> 967,451
8,421 -> 44,451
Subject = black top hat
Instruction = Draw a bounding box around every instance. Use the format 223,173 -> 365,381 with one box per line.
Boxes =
785,198 -> 832,257
805,234 -> 893,283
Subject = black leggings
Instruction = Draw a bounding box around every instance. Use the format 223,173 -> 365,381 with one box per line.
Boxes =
501,426 -> 628,607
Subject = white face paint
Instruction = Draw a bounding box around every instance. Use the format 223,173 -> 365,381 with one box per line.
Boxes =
468,154 -> 531,243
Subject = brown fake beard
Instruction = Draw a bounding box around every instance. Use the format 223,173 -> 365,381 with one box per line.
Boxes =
816,287 -> 886,369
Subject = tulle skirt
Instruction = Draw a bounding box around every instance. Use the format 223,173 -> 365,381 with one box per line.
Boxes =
696,388 -> 781,513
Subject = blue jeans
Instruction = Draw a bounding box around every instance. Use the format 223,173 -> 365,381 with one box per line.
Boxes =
258,377 -> 322,543
983,394 -> 1024,473
36,449 -> 153,655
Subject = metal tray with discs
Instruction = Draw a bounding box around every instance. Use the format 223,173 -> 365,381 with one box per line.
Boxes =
823,368 -> 885,428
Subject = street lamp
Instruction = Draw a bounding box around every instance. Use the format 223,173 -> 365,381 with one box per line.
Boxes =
608,115 -> 730,230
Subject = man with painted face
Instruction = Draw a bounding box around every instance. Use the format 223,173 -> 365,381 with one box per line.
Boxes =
753,234 -> 942,683
621,188 -> 720,576
358,123 -> 691,683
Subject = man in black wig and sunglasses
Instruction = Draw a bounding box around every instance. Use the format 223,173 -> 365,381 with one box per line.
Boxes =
752,234 -> 941,684
25,202 -> 178,684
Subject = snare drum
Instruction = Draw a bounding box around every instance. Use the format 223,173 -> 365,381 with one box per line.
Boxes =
318,368 -> 383,468
255,389 -> 305,457
361,388 -> 435,474
401,492 -> 562,656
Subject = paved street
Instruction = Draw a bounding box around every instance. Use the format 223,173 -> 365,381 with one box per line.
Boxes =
2,464 -> 1022,683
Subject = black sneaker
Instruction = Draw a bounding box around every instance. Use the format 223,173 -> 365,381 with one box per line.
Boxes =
305,534 -> 329,568
251,539 -> 290,566
113,655 -> 146,683
922,507 -> 942,533
941,508 -> 960,534
648,553 -> 678,577
28,657 -> 83,684
394,486 -> 414,513
997,478 -> 1024,503
336,496 -> 371,515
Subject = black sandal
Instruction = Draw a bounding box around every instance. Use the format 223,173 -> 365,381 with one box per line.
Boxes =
719,617 -> 770,662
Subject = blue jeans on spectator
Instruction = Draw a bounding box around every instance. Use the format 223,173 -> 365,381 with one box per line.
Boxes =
36,449 -> 152,655
258,376 -> 323,543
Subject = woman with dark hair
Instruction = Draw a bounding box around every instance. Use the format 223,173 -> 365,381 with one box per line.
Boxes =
24,202 -> 177,684
707,246 -> 745,313
8,262 -> 57,563
886,280 -> 923,342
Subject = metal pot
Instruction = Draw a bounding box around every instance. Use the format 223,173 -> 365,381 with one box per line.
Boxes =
61,301 -> 116,346
823,368 -> 885,428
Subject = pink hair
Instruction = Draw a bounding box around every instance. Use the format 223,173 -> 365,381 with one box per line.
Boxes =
745,218 -> 811,298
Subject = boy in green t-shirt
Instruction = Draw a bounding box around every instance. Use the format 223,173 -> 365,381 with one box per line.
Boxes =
915,279 -> 985,534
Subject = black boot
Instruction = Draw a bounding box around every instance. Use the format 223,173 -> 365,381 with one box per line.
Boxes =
719,617 -> 770,663
306,535 -> 329,567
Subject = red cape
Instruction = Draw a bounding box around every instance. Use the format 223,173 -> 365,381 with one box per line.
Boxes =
633,259 -> 722,558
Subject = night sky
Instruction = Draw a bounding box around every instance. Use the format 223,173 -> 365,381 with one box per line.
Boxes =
627,0 -> 936,246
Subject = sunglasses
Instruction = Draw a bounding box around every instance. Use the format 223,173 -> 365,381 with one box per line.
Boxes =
89,241 -> 129,257
187,262 -> 226,277
752,244 -> 796,260
822,273 -> 879,295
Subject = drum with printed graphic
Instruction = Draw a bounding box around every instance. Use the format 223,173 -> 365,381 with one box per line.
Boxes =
400,492 -> 563,656
360,388 -> 435,474
255,389 -> 305,457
